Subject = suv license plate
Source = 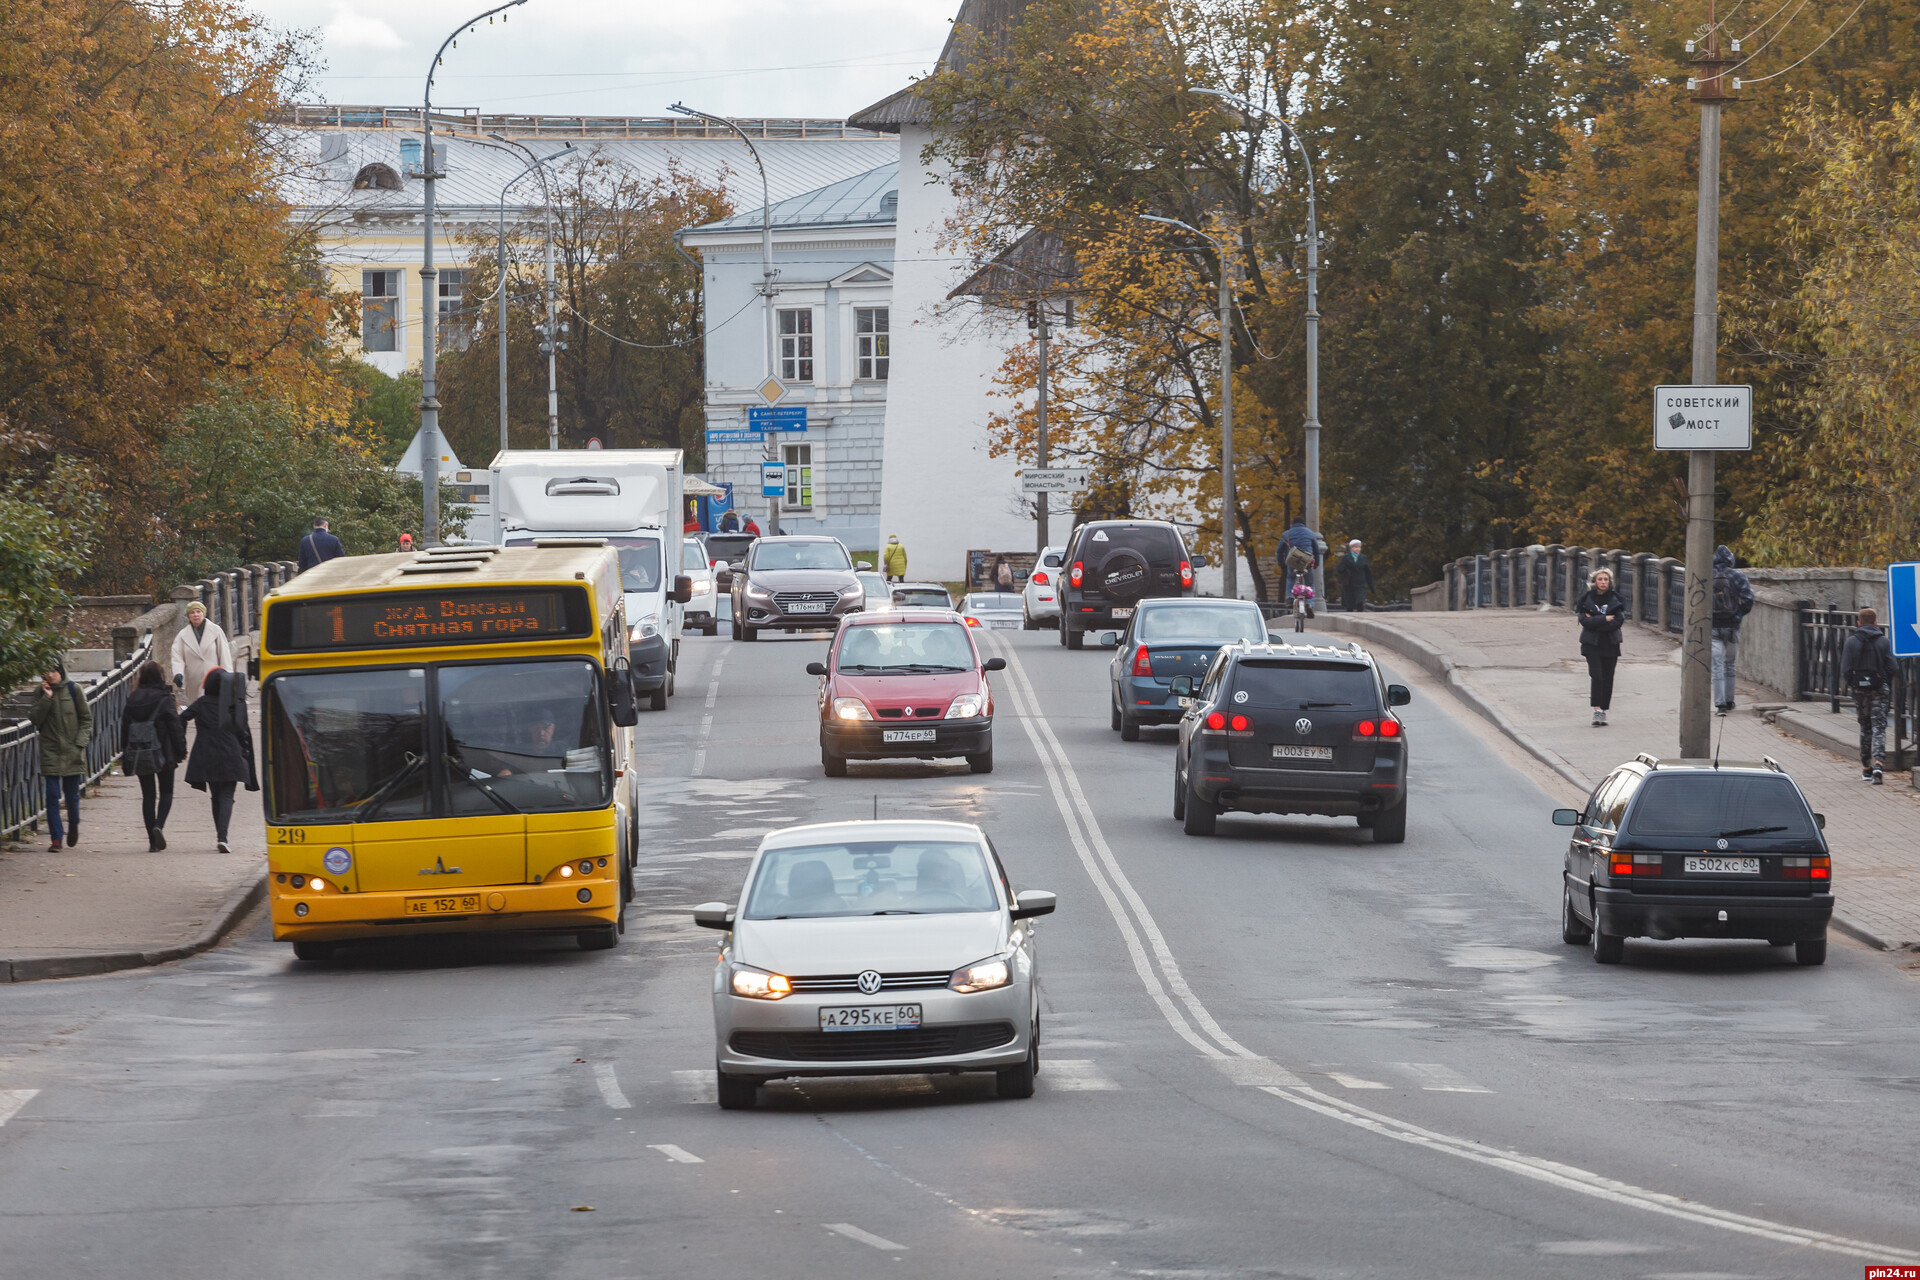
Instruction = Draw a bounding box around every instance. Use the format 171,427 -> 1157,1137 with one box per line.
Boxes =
820,1004 -> 922,1031
1272,745 -> 1333,760
1110,607 -> 1134,619
788,602 -> 829,613
405,894 -> 480,915
883,728 -> 937,743
1684,856 -> 1759,874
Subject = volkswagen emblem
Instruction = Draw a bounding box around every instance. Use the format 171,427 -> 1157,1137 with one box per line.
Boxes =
1716,838 -> 1729,850
1294,717 -> 1313,735
856,970 -> 883,995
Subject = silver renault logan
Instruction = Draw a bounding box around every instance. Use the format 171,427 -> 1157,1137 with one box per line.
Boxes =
693,819 -> 1056,1109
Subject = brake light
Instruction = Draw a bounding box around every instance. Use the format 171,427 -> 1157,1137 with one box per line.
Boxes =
1031,570 -> 1049,586
964,617 -> 982,627
1132,646 -> 1153,677
1229,714 -> 1249,732
1180,560 -> 1193,587
1205,711 -> 1227,731
1070,560 -> 1083,588
1356,720 -> 1376,738
1611,853 -> 1664,876
1783,856 -> 1831,880
1380,718 -> 1400,737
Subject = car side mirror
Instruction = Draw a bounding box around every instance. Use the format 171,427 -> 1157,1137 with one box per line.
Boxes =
607,658 -> 638,727
1387,684 -> 1411,707
1814,813 -> 1826,830
1189,553 -> 1208,568
1010,889 -> 1056,920
806,661 -> 828,676
1097,630 -> 1120,647
983,656 -> 1007,672
692,901 -> 735,930
671,574 -> 693,604
1169,675 -> 1196,697
1551,808 -> 1581,826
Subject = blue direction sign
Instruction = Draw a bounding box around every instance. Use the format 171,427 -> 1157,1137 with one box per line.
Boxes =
1889,562 -> 1920,657
705,428 -> 761,445
748,406 -> 808,432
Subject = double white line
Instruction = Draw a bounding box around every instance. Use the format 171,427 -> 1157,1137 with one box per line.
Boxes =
984,634 -> 1915,1264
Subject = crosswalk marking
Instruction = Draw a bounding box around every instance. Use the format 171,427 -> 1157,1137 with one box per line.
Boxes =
673,1069 -> 717,1105
1045,1059 -> 1119,1091
593,1063 -> 633,1110
824,1222 -> 907,1251
1392,1062 -> 1493,1093
1212,1056 -> 1307,1088
0,1089 -> 38,1126
304,1099 -> 380,1117
1326,1072 -> 1390,1090
648,1143 -> 703,1164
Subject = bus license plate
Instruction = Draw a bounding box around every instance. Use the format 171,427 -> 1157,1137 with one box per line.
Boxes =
883,728 -> 936,743
820,1004 -> 922,1032
1684,856 -> 1759,875
406,894 -> 480,915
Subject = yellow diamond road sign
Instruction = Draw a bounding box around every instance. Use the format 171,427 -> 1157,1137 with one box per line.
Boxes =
756,377 -> 788,406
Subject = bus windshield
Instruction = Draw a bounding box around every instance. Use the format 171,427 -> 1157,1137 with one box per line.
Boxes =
265,660 -> 610,823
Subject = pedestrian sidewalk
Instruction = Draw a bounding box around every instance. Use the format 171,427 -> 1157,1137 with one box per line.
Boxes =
0,767 -> 264,981
1322,608 -> 1920,951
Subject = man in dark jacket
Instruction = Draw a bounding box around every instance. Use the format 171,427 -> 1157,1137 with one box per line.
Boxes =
298,518 -> 345,572
1840,607 -> 1899,784
1279,518 -> 1323,596
1710,544 -> 1756,714
29,659 -> 92,851
1336,539 -> 1375,611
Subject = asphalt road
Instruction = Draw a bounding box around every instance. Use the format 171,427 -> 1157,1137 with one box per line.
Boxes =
3,625 -> 1919,1279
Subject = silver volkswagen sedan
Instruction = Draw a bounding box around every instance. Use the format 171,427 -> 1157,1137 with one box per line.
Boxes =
693,819 -> 1056,1109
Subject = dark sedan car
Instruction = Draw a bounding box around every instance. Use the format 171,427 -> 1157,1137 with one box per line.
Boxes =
1100,598 -> 1270,740
730,537 -> 864,640
1553,755 -> 1832,965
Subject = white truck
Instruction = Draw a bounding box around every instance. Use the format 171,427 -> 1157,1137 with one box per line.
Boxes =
485,449 -> 692,709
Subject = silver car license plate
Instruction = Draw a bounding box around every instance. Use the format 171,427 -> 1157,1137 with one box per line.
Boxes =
990,619 -> 1019,629
1110,607 -> 1134,618
1272,744 -> 1333,760
882,728 -> 936,743
788,601 -> 829,613
819,1004 -> 922,1031
1684,856 -> 1759,874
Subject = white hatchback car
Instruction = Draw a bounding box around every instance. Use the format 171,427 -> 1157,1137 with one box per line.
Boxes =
695,819 -> 1056,1109
682,537 -> 719,635
1023,545 -> 1065,628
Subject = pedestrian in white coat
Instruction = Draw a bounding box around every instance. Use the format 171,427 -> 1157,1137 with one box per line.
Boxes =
170,602 -> 231,701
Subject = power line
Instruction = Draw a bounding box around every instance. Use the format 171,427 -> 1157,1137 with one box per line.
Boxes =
1721,0 -> 1815,78
1738,0 -> 1872,83
563,291 -> 759,350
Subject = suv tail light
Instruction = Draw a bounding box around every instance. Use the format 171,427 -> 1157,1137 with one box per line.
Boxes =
1355,720 -> 1376,738
1610,853 -> 1664,876
1204,711 -> 1227,732
1179,560 -> 1193,588
1030,570 -> 1049,586
1783,855 -> 1831,880
1353,718 -> 1403,740
1379,718 -> 1400,737
1229,714 -> 1249,732
1070,560 -> 1084,588
1132,646 -> 1153,677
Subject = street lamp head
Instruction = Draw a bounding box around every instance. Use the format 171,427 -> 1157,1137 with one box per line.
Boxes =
1140,213 -> 1202,235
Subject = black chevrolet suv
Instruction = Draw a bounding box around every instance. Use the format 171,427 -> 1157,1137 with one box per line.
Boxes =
1169,640 -> 1411,841
1553,755 -> 1833,965
1059,520 -> 1200,650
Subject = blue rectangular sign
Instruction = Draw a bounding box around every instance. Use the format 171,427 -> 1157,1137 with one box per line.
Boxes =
705,428 -> 761,444
1889,562 -> 1920,658
748,406 -> 808,432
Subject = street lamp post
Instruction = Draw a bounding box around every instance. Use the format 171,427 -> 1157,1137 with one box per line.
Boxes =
670,102 -> 780,534
492,145 -> 570,455
418,0 -> 527,544
1142,214 -> 1237,599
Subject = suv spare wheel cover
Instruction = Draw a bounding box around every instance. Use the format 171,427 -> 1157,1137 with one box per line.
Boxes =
1098,548 -> 1152,603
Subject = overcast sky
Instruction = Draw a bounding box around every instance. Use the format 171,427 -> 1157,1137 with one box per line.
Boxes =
247,0 -> 954,120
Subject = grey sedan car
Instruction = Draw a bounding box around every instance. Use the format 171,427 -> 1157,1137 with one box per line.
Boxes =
693,819 -> 1056,1109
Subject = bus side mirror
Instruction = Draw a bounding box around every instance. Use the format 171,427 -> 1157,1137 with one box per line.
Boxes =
608,658 -> 638,727
671,575 -> 693,604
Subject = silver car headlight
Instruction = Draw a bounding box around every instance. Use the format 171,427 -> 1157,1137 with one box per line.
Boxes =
949,952 -> 1013,993
628,614 -> 659,643
729,963 -> 792,1000
946,693 -> 984,719
744,582 -> 773,600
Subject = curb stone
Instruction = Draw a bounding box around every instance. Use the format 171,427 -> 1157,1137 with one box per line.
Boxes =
1,870 -> 266,982
1318,613 -> 1901,954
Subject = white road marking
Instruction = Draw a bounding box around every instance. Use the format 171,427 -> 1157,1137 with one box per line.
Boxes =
673,1069 -> 717,1105
1212,1056 -> 1307,1088
304,1099 -> 379,1117
1044,1059 -> 1120,1091
1326,1072 -> 1390,1090
593,1063 -> 633,1110
823,1222 -> 907,1251
985,636 -> 1920,1266
691,655 -> 727,777
1393,1062 -> 1493,1093
0,1089 -> 38,1126
647,1143 -> 704,1164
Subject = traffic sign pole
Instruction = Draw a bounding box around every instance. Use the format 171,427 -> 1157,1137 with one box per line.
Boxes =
1036,303 -> 1049,557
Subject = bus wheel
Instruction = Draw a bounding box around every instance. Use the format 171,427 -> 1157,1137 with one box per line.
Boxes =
292,941 -> 337,963
578,926 -> 620,952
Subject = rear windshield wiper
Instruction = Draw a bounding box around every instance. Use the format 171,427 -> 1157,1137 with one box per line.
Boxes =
1717,825 -> 1790,838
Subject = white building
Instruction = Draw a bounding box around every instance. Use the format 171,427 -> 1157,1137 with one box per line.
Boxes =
681,163 -> 899,554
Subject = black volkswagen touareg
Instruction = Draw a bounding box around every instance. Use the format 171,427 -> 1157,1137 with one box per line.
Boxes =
1169,640 -> 1411,841
1059,520 -> 1201,650
1552,754 -> 1833,965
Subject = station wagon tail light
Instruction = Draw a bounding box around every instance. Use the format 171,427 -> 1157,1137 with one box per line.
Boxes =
1031,570 -> 1049,586
1783,856 -> 1830,880
1204,711 -> 1227,731
1070,560 -> 1084,588
1179,560 -> 1193,587
730,964 -> 792,1000
1132,646 -> 1153,677
1611,853 -> 1663,876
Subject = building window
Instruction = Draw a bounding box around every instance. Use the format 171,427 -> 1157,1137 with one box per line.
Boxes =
856,307 -> 889,380
784,443 -> 813,511
778,309 -> 813,382
437,269 -> 469,349
362,269 -> 400,352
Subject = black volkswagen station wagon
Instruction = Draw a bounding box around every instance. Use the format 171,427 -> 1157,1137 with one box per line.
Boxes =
1553,754 -> 1833,965
1170,640 -> 1411,842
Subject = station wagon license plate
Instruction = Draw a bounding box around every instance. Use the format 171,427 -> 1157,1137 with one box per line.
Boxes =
820,1004 -> 922,1031
1272,745 -> 1334,761
1684,856 -> 1760,875
990,619 -> 1020,629
882,728 -> 937,743
405,894 -> 479,915
787,601 -> 829,613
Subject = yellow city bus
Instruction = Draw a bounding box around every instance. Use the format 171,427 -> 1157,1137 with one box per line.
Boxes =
255,543 -> 641,961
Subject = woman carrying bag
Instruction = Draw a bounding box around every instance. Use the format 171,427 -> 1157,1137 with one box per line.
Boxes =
1575,568 -> 1627,727
122,661 -> 186,850
183,668 -> 257,854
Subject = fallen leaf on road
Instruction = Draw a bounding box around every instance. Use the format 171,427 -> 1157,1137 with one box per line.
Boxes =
571,1205 -> 594,1212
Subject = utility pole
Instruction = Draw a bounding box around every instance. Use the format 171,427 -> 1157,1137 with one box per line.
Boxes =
1219,245 -> 1236,599
1680,11 -> 1736,758
1035,299 -> 1049,555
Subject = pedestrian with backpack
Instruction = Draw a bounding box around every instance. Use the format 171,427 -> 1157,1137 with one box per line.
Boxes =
183,668 -> 257,853
1710,545 -> 1755,714
122,660 -> 186,850
28,659 -> 91,851
1840,607 -> 1900,784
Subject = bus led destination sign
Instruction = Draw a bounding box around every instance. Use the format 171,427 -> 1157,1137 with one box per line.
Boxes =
275,587 -> 589,652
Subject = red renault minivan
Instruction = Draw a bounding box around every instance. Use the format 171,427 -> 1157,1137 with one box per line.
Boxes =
806,610 -> 1007,777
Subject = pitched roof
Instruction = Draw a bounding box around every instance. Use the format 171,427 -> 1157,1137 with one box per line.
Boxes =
847,0 -> 1035,132
947,227 -> 1081,301
685,162 -> 899,236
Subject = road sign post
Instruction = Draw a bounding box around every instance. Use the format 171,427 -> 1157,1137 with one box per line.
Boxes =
1889,563 -> 1920,659
760,462 -> 786,498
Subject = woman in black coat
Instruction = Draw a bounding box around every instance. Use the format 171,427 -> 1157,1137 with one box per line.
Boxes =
122,660 -> 187,850
1575,568 -> 1627,727
183,668 -> 257,854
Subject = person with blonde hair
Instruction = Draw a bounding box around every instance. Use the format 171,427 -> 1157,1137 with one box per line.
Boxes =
169,601 -> 231,700
1575,567 -> 1626,727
